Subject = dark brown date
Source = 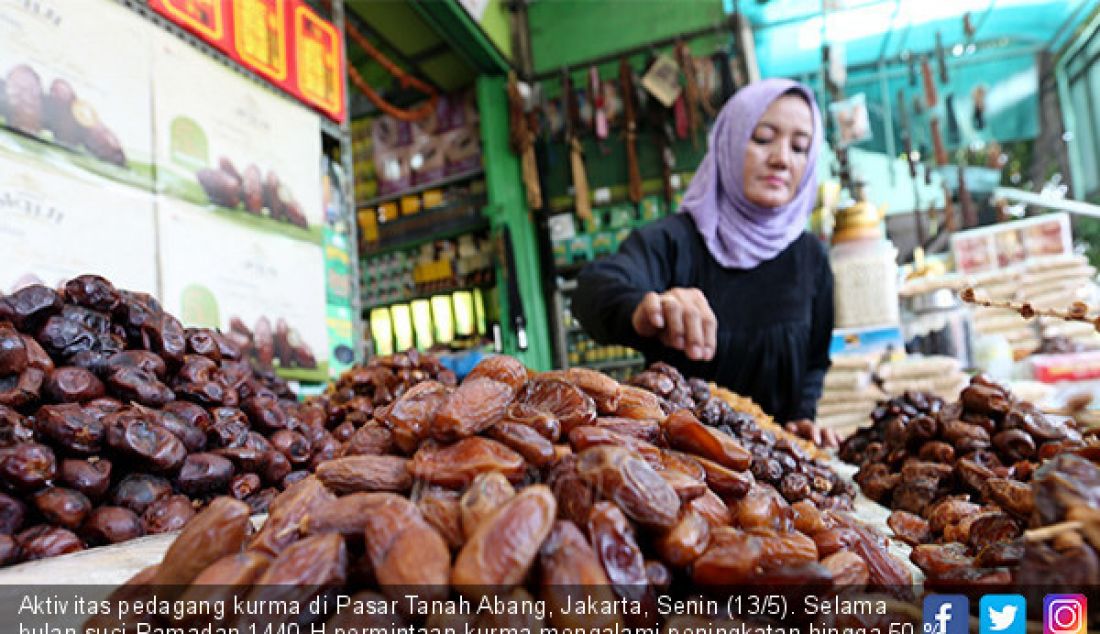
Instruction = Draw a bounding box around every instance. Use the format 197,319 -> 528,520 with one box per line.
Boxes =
153,497 -> 252,590
176,452 -> 235,496
270,429 -> 312,466
229,473 -> 261,500
0,442 -> 56,492
696,455 -> 754,500
19,526 -> 82,561
45,366 -> 105,403
107,367 -> 174,407
35,403 -> 104,455
587,501 -> 649,602
105,408 -> 186,472
111,473 -> 172,515
32,486 -> 91,529
242,533 -> 347,624
316,455 -> 412,494
260,450 -> 292,487
142,494 -> 197,535
341,423 -> 395,457
82,506 -> 144,545
887,510 -> 930,546
302,491 -> 393,537
105,351 -> 167,380
0,492 -> 26,535
540,520 -> 620,631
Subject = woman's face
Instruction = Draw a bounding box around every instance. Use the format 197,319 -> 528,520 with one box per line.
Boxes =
741,94 -> 814,208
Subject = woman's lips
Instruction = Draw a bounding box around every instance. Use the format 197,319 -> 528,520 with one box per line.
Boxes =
762,175 -> 786,188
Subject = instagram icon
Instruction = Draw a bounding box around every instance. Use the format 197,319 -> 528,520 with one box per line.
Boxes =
1044,595 -> 1087,634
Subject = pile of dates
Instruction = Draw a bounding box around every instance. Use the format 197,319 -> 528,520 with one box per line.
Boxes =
633,363 -> 855,509
87,355 -> 914,634
838,375 -> 1098,587
0,275 -> 334,567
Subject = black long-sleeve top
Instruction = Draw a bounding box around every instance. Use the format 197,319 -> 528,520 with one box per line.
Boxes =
573,213 -> 834,423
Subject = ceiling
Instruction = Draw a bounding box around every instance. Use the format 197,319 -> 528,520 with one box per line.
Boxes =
729,0 -> 1096,78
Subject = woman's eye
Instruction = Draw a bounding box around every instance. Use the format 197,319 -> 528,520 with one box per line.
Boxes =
752,134 -> 772,144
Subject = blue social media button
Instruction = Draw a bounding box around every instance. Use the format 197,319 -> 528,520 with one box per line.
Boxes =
981,595 -> 1026,634
925,595 -> 970,634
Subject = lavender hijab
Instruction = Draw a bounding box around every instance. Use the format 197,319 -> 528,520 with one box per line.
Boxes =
680,78 -> 822,269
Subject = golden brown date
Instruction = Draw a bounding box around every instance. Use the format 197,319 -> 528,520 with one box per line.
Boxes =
587,501 -> 648,598
176,551 -> 272,626
689,490 -> 732,528
302,491 -> 392,537
790,500 -> 832,536
452,484 -> 556,592
417,487 -> 465,551
655,507 -> 711,567
519,379 -> 597,435
341,423 -> 396,457
409,437 -> 526,488
432,377 -> 512,442
540,520 -> 621,630
486,421 -> 555,467
316,455 -> 412,494
664,410 -> 751,471
362,494 -> 451,603
594,417 -> 661,443
153,497 -> 251,592
751,527 -> 819,570
692,527 -> 764,585
820,550 -> 869,586
460,472 -> 516,539
564,367 -> 622,414
379,380 -> 448,454
575,445 -> 681,530
568,425 -> 663,469
466,356 -> 528,394
250,476 -> 335,556
614,386 -> 665,420
887,510 -> 931,546
696,455 -> 754,500
243,533 -> 347,627
546,455 -> 596,526
731,484 -> 792,531
502,402 -> 561,442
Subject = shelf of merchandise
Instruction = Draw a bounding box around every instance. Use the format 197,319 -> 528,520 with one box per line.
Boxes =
357,168 -> 485,209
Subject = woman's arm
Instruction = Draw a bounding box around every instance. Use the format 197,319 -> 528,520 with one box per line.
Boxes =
573,223 -> 676,349
797,257 -> 834,420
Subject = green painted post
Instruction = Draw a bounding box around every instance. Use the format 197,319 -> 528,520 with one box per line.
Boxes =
476,75 -> 552,371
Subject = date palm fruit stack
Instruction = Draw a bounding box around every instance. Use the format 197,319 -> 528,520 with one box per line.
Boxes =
0,275 -> 346,567
87,355 -> 915,634
839,375 -> 1100,587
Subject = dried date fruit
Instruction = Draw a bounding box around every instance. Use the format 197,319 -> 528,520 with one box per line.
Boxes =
974,539 -> 1024,568
0,492 -> 26,535
546,455 -> 596,526
316,455 -> 411,494
142,494 -> 197,535
20,526 -> 82,561
452,484 -> 556,591
503,403 -> 561,441
111,473 -> 172,515
832,516 -> 913,587
614,386 -> 666,421
575,445 -> 680,529
35,403 -> 105,455
540,520 -> 620,630
820,551 -> 869,586
417,487 -> 464,551
565,367 -> 622,414
689,490 -> 733,528
82,506 -> 144,545
409,437 -> 525,488
467,356 -> 528,394
967,513 -> 1021,552
45,367 -> 105,403
955,458 -> 995,498
0,404 -> 34,446
270,429 -> 312,466
790,500 -> 831,536
332,421 -> 355,443
486,421 -> 555,466
910,542 -> 973,578
161,400 -> 210,430
244,533 -> 347,626
379,380 -> 448,453
753,527 -> 819,569
177,551 -> 272,625
961,384 -> 1011,417
153,497 -> 251,591
812,527 -> 860,558
732,484 -> 791,531
887,510 -> 930,546
152,409 -> 206,454
655,507 -> 711,567
105,408 -> 186,472
992,429 -> 1036,462
341,423 -> 395,456
587,501 -> 648,600
917,441 -> 955,464
105,351 -> 167,380
519,379 -> 596,435
432,377 -> 512,442
0,534 -> 18,566
240,394 -> 287,433
249,476 -> 335,556
665,410 -> 751,471
107,367 -> 174,408
176,453 -> 235,496
460,472 -> 516,538
0,325 -> 28,376
594,416 -> 661,443
0,442 -> 56,492
986,478 -> 1034,518
260,450 -> 292,487
568,425 -> 663,468
943,420 -> 990,452
303,491 -> 393,538
3,285 -> 61,332
309,433 -> 340,470
32,486 -> 91,530
659,468 -> 708,502
692,528 -> 763,585
367,498 -> 450,602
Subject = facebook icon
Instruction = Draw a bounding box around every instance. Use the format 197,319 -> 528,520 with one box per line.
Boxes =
924,595 -> 970,634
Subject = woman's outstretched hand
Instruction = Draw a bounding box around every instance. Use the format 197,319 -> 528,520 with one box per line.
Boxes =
631,288 -> 717,361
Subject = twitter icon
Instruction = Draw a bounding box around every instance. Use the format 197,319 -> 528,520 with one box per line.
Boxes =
981,595 -> 1027,634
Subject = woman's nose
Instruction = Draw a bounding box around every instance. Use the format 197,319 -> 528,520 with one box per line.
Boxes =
768,143 -> 790,167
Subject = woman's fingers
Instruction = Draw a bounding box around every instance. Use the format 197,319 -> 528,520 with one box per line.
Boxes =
631,292 -> 664,337
633,288 -> 718,360
659,296 -> 686,350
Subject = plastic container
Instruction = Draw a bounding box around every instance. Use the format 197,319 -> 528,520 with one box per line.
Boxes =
830,239 -> 900,329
